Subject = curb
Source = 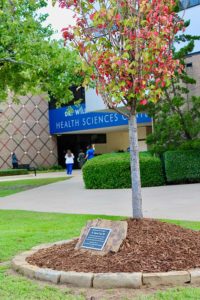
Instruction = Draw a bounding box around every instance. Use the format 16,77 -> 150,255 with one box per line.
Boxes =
11,239 -> 200,289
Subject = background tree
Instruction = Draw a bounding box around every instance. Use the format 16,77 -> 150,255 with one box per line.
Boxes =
0,0 -> 82,103
146,29 -> 200,154
57,0 -> 184,218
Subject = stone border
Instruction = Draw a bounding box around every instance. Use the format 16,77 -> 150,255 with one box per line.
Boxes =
11,239 -> 200,289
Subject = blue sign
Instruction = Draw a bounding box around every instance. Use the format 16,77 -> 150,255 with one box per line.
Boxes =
81,227 -> 112,251
49,104 -> 151,134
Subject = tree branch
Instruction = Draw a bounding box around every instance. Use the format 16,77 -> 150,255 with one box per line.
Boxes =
0,58 -> 34,66
101,93 -> 130,118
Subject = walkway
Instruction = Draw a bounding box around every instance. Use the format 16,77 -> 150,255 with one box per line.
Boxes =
0,171 -> 200,221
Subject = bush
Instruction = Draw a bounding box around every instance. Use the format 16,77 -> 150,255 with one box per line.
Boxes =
0,169 -> 29,176
140,154 -> 165,187
50,164 -> 63,170
36,165 -> 63,171
82,152 -> 165,189
139,151 -> 153,157
164,150 -> 200,183
178,139 -> 200,151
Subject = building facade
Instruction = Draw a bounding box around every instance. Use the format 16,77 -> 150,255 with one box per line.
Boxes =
0,95 -> 57,169
0,92 -> 152,169
49,102 -> 152,167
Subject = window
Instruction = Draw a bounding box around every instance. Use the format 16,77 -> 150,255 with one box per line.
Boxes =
186,62 -> 193,68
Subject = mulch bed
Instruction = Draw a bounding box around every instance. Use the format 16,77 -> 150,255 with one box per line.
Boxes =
27,219 -> 200,273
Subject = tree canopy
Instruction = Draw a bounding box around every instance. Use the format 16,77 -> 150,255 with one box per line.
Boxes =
146,29 -> 200,153
57,0 -> 185,219
59,0 -> 184,116
0,0 -> 82,103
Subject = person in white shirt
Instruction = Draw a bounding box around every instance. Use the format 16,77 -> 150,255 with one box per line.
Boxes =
65,150 -> 74,175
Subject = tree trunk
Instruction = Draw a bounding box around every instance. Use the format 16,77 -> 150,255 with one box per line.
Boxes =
128,114 -> 143,219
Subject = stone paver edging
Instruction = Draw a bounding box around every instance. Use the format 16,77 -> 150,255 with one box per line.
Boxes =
11,239 -> 200,289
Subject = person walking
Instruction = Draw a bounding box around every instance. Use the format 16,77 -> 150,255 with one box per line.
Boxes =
77,149 -> 85,169
65,150 -> 74,175
85,144 -> 95,161
11,152 -> 18,169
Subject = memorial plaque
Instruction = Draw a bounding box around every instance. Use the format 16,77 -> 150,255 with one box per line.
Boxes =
75,219 -> 128,255
81,227 -> 112,251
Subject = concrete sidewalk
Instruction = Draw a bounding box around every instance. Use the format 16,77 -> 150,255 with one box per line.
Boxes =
0,171 -> 200,221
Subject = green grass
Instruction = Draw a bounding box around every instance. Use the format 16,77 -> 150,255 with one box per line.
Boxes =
1,210 -> 200,299
0,177 -> 68,197
0,210 -> 122,262
0,266 -> 84,300
162,219 -> 200,231
138,287 -> 200,300
36,169 -> 64,173
0,211 -> 121,300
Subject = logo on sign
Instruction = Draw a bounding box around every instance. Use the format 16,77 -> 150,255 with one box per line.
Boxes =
64,105 -> 86,117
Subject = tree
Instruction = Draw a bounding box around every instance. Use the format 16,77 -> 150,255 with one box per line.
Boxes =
0,0 -> 82,103
146,30 -> 200,154
57,0 -> 184,218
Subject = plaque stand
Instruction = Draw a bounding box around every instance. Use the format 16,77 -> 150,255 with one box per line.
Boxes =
75,219 -> 128,255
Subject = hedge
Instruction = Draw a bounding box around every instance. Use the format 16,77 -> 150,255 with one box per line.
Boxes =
82,152 -> 165,189
0,169 -> 29,176
164,150 -> 200,184
36,165 -> 63,171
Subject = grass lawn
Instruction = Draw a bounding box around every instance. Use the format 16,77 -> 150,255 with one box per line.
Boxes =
0,211 -> 122,262
0,210 -> 200,299
36,169 -> 65,174
0,177 -> 69,197
138,287 -> 200,299
0,265 -> 84,300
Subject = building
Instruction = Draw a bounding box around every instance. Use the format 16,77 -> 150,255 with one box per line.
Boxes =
0,95 -> 57,169
48,93 -> 152,167
179,0 -> 200,98
0,1 -> 199,169
0,89 -> 152,169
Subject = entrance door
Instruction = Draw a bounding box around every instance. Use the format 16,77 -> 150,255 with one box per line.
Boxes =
57,134 -> 106,168
57,134 -> 92,168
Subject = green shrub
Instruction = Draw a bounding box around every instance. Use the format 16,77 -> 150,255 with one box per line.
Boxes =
36,165 -> 63,171
82,152 -> 165,189
139,151 -> 153,157
178,139 -> 200,151
50,164 -> 63,170
140,155 -> 165,187
164,150 -> 200,183
0,169 -> 29,176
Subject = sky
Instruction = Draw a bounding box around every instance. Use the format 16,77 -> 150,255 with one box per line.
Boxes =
40,1 -> 75,39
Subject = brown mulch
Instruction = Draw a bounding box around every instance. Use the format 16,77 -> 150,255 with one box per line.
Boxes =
27,219 -> 200,273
